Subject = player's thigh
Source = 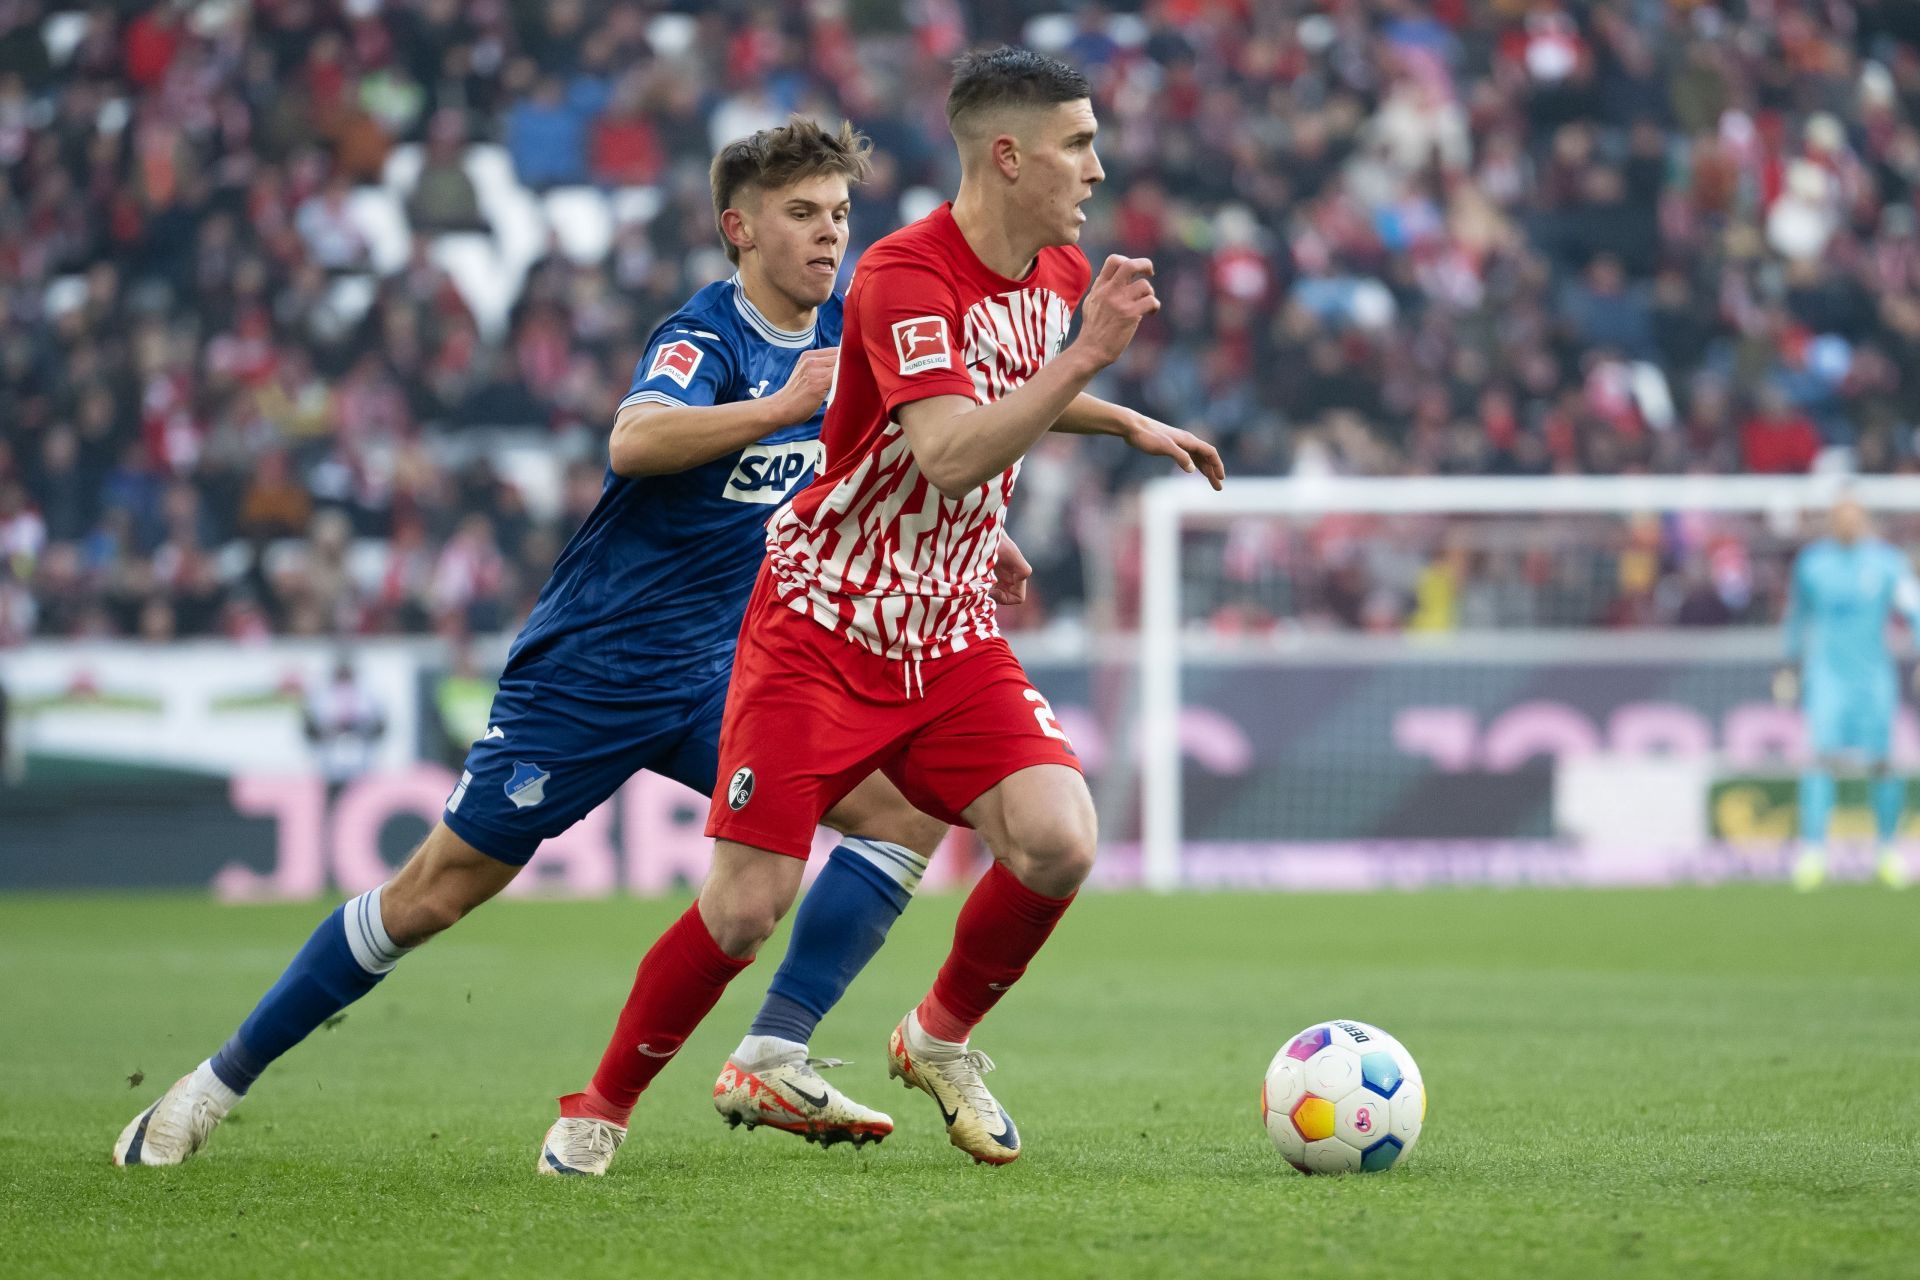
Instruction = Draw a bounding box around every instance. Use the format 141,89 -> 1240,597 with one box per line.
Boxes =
446,660 -> 697,865
823,771 -> 949,859
1844,687 -> 1897,764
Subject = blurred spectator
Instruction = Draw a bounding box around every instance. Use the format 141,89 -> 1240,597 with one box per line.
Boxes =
303,652 -> 387,788
6,0 -> 1920,649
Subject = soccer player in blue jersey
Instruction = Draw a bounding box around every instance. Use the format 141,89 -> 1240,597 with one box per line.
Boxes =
1775,495 -> 1920,890
114,119 -> 965,1169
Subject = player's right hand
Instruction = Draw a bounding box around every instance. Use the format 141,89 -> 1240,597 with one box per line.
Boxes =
1074,255 -> 1159,370
768,347 -> 839,424
1772,666 -> 1800,707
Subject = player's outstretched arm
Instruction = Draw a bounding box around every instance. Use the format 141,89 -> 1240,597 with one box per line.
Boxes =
1054,394 -> 1226,490
610,348 -> 838,477
899,255 -> 1159,498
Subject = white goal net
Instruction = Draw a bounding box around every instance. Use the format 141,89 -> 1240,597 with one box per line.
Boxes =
1128,475 -> 1920,890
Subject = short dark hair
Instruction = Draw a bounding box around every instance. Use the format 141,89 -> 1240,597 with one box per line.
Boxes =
946,46 -> 1091,138
709,117 -> 873,264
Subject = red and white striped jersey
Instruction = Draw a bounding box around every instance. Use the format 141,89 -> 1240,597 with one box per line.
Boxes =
764,203 -> 1091,661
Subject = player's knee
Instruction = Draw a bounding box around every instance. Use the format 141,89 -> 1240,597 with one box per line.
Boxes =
700,893 -> 783,959
1005,799 -> 1098,896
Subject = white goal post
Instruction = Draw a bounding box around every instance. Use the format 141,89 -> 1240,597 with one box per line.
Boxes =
1137,474 -> 1920,891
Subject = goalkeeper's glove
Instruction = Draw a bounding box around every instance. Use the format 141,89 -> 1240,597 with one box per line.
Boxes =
1772,666 -> 1800,707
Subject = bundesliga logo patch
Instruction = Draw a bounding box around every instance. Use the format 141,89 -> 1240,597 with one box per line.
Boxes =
727,767 -> 755,811
648,339 -> 704,390
892,316 -> 951,376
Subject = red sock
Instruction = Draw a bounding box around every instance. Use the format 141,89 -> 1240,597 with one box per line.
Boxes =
572,902 -> 751,1125
917,862 -> 1074,1043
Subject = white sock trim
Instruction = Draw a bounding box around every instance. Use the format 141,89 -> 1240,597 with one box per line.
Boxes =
343,884 -> 409,975
192,1059 -> 242,1111
840,837 -> 930,894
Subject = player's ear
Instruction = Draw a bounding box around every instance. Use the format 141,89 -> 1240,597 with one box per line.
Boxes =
720,206 -> 753,258
990,132 -> 1021,183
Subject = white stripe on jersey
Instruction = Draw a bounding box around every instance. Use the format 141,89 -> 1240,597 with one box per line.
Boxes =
766,284 -> 1073,661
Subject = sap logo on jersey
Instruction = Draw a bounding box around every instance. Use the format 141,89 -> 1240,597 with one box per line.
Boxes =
892,316 -> 951,375
648,339 -> 705,390
725,440 -> 826,505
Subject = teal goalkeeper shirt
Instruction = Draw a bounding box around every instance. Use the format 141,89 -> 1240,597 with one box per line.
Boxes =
1784,537 -> 1920,680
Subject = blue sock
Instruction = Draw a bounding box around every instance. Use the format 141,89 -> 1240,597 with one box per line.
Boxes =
1872,774 -> 1905,844
1799,770 -> 1836,845
748,839 -> 929,1046
208,885 -> 411,1095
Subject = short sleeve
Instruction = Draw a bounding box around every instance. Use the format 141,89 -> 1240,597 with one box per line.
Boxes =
854,261 -> 978,414
621,326 -> 735,410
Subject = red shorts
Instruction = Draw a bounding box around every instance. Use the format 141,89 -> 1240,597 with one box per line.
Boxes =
706,579 -> 1082,859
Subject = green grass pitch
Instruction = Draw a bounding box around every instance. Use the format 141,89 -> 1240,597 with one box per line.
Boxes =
2,887 -> 1917,1279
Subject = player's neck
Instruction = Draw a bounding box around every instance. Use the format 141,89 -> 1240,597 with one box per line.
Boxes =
735,265 -> 814,334
951,186 -> 1041,282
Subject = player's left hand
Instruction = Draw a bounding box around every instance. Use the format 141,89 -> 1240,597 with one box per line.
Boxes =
1123,414 -> 1227,491
993,533 -> 1033,606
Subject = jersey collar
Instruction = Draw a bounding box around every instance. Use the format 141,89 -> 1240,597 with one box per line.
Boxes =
730,275 -> 816,349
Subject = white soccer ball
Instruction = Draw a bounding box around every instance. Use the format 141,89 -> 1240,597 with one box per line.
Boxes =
1262,1019 -> 1425,1174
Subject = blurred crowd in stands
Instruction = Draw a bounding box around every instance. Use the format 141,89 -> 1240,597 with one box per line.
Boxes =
5,0 -> 1920,645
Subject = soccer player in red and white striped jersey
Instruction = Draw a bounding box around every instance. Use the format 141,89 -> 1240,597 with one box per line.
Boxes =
587,47 -> 1223,1167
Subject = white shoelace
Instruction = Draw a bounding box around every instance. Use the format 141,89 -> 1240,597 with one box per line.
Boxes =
948,1049 -> 1000,1122
555,1120 -> 620,1165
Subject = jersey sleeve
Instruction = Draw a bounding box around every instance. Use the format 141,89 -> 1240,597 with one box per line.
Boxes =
621,324 -> 737,411
853,260 -> 978,414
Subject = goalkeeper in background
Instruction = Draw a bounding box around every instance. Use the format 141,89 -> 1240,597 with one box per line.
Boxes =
1775,495 -> 1920,890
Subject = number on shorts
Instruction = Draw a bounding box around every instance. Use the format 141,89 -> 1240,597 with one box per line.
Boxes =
1024,688 -> 1070,744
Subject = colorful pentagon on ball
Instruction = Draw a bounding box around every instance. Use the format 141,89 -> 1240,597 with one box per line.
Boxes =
1289,1094 -> 1336,1143
1360,1135 -> 1405,1173
1359,1050 -> 1403,1099
1285,1025 -> 1331,1061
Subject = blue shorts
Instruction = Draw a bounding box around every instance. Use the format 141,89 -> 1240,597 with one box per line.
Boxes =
442,655 -> 729,865
1804,665 -> 1897,761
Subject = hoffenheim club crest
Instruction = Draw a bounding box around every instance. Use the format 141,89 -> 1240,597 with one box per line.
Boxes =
505,761 -> 551,809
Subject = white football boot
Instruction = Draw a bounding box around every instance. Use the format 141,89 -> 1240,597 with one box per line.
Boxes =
536,1104 -> 626,1177
112,1064 -> 235,1167
887,1011 -> 1020,1166
713,1051 -> 893,1148
1877,847 -> 1910,890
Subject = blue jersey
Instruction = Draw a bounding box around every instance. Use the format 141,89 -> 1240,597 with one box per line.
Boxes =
1785,537 -> 1920,679
506,277 -> 839,684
